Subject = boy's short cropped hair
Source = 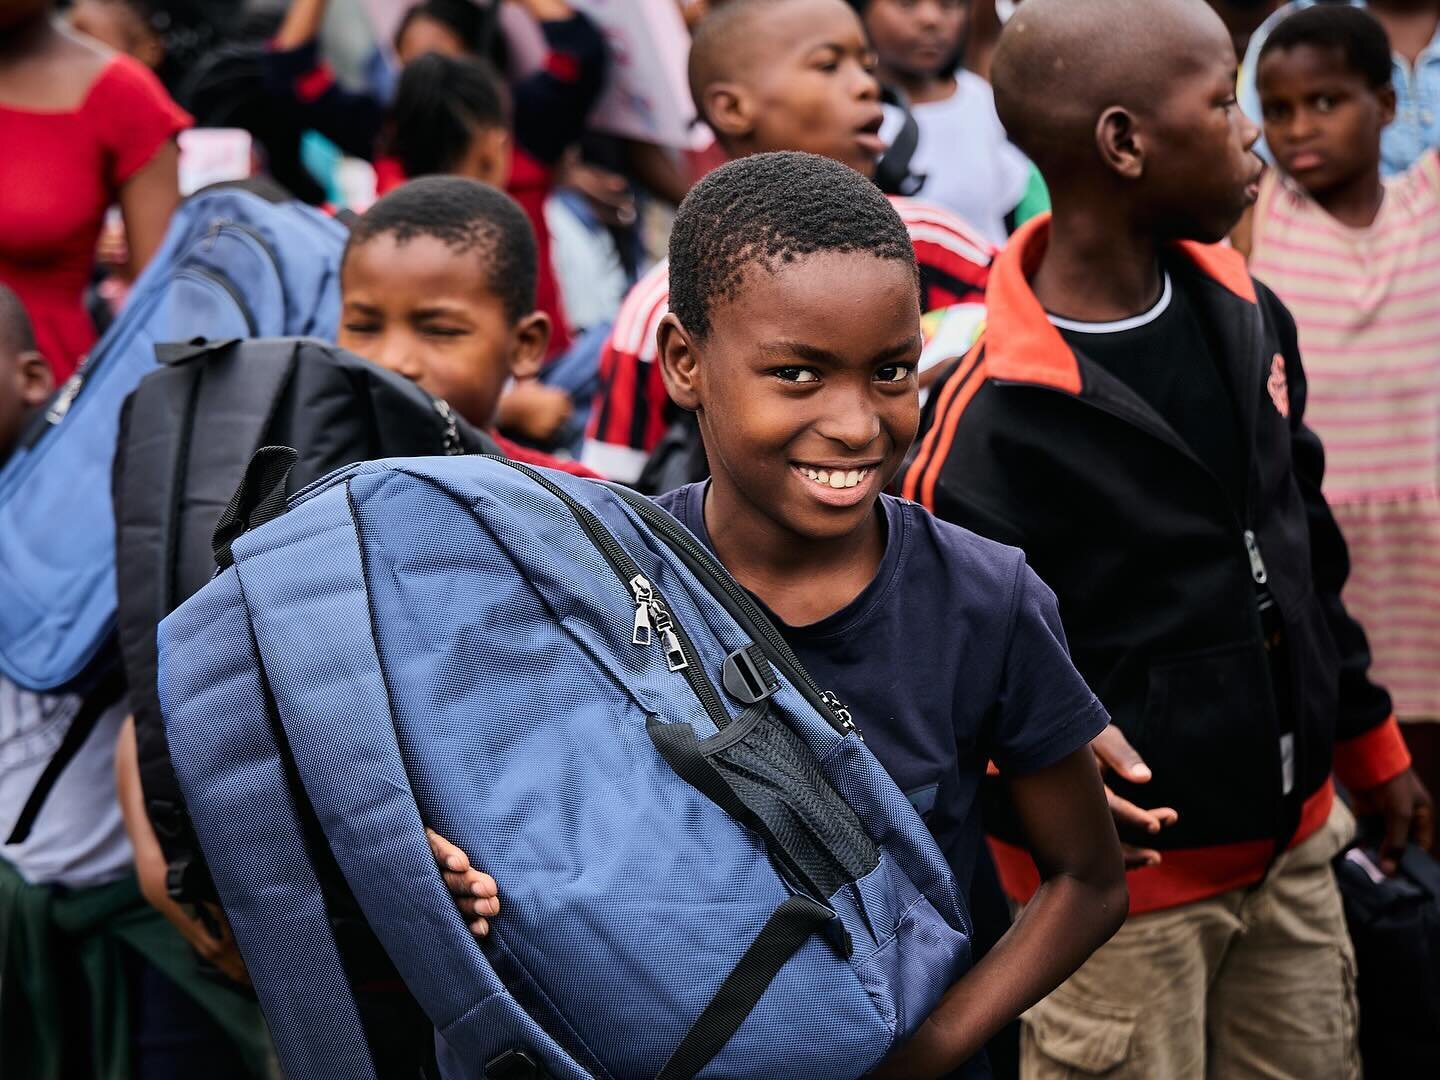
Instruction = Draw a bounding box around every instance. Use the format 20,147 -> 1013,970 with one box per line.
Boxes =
668,151 -> 916,340
346,175 -> 537,323
1260,4 -> 1393,89
0,284 -> 36,357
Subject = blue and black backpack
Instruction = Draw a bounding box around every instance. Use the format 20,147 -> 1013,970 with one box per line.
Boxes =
0,183 -> 345,695
158,454 -> 973,1080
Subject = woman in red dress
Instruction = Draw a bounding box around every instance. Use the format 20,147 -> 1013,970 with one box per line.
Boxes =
0,0 -> 189,382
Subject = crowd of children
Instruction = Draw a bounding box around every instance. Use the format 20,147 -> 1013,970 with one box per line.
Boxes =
3,0 -> 1439,1077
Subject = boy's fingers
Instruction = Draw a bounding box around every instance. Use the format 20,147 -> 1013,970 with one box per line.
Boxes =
1120,843 -> 1162,870
1105,787 -> 1178,833
1091,725 -> 1152,783
1382,800 -> 1414,875
427,828 -> 471,873
442,869 -> 499,904
470,918 -> 490,937
1415,800 -> 1436,853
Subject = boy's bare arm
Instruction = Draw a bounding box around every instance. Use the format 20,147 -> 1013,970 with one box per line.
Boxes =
867,748 -> 1128,1078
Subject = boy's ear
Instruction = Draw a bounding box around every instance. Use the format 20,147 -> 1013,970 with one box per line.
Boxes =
656,313 -> 702,413
1377,83 -> 1398,128
462,127 -> 513,191
701,81 -> 756,143
509,312 -> 552,381
135,33 -> 165,72
1096,106 -> 1145,180
17,351 -> 53,408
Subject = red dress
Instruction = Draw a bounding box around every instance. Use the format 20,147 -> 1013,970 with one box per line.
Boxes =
0,54 -> 190,382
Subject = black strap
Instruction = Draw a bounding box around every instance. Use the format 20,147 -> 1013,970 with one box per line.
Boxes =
6,670 -> 126,844
212,445 -> 299,568
874,85 -> 925,198
656,894 -> 836,1080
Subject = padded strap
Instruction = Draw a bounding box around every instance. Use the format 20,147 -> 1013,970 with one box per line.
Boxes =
5,669 -> 125,844
656,894 -> 836,1080
213,446 -> 298,568
875,85 -> 925,198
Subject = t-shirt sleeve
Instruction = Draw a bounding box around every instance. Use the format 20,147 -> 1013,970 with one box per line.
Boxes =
581,267 -> 676,481
94,55 -> 192,187
987,558 -> 1110,775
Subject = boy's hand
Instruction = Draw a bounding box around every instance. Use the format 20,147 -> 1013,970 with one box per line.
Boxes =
426,829 -> 501,937
496,382 -> 574,445
1090,724 -> 1179,869
1353,767 -> 1434,876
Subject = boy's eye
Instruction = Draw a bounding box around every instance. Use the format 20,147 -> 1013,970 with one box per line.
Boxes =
1315,95 -> 1335,113
773,367 -> 820,383
875,363 -> 916,384
422,326 -> 467,338
343,323 -> 379,335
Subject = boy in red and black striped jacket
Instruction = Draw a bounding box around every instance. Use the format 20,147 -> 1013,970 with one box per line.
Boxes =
902,1 -> 1432,1076
581,0 -> 993,483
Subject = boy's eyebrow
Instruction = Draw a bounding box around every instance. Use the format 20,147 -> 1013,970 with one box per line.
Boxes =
409,303 -> 476,320
757,336 -> 922,365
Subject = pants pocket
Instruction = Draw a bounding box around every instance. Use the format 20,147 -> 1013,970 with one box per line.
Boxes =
1022,989 -> 1138,1076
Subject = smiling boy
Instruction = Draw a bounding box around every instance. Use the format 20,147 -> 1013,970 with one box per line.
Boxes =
437,151 -> 1127,1079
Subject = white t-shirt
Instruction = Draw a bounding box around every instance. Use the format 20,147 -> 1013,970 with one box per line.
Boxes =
0,678 -> 132,888
880,71 -> 1033,245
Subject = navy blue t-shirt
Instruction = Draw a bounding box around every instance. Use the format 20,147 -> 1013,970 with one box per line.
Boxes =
653,483 -> 1110,899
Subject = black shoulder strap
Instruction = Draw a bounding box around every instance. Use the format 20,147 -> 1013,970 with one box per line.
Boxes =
115,339 -> 295,840
213,445 -> 299,568
5,669 -> 127,844
875,84 -> 926,198
656,893 -> 837,1080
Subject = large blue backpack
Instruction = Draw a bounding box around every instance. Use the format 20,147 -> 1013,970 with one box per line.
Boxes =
158,455 -> 972,1080
0,185 -> 345,692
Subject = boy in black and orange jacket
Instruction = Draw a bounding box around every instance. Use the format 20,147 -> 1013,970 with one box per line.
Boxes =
901,1 -> 1432,1077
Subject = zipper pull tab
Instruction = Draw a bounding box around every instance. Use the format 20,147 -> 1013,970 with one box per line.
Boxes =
1243,530 -> 1268,585
649,603 -> 688,671
629,575 -> 654,645
659,625 -> 688,672
45,373 -> 84,425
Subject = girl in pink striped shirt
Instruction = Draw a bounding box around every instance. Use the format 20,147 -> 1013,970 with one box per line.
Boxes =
1241,4 -> 1440,797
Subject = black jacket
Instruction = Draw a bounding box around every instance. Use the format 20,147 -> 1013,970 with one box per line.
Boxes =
902,217 -> 1409,908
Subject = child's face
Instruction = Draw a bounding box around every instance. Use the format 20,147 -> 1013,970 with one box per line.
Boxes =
716,0 -> 886,177
662,251 -> 921,544
396,15 -> 469,66
1257,44 -> 1394,199
338,234 -> 546,428
863,0 -> 969,82
69,1 -> 163,69
1135,20 -> 1263,243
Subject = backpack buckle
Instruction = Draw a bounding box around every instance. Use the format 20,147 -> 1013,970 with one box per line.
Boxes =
722,646 -> 779,705
485,1049 -> 547,1080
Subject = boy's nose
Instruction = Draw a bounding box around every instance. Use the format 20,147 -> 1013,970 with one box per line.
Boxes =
381,344 -> 425,383
854,63 -> 881,102
1240,112 -> 1262,152
818,398 -> 882,450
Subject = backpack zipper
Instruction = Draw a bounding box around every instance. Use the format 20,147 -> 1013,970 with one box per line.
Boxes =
490,459 -> 731,732
601,482 -> 859,738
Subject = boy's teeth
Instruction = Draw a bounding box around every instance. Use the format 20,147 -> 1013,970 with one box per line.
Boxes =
800,466 -> 868,489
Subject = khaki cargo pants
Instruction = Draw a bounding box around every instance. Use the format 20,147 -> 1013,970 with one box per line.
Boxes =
1021,801 -> 1360,1079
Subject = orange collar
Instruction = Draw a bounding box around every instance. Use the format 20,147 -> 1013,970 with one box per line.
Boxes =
984,214 -> 1258,394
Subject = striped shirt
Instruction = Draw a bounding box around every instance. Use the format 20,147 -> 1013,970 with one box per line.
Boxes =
1250,152 -> 1440,718
582,197 -> 994,482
